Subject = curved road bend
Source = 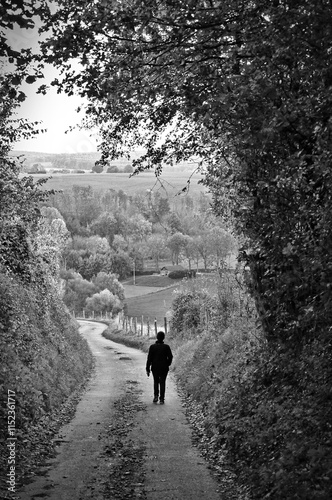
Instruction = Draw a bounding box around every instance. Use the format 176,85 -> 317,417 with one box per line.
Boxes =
18,320 -> 221,500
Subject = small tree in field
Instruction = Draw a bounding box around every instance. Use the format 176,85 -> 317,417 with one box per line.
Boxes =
107,165 -> 119,173
92,163 -> 103,173
123,164 -> 133,173
85,289 -> 122,316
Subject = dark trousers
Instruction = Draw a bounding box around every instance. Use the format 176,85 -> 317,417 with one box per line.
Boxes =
152,370 -> 168,400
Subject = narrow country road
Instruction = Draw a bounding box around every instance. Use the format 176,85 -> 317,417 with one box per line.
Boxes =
18,321 -> 222,500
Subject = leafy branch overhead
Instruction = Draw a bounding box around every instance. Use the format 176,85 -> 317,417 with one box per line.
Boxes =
40,0 -> 332,344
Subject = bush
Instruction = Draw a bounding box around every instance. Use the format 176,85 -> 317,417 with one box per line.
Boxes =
123,164 -> 133,173
0,273 -> 93,484
107,165 -> 119,173
168,269 -> 188,279
92,163 -> 103,173
211,340 -> 332,499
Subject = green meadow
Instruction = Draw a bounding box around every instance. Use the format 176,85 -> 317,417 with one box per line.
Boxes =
124,285 -> 180,323
31,170 -> 208,197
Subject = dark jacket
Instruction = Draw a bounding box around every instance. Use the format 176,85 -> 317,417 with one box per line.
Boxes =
146,340 -> 173,373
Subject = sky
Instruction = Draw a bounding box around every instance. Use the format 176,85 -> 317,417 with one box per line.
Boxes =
8,13 -> 99,155
13,67 -> 99,155
14,84 -> 99,155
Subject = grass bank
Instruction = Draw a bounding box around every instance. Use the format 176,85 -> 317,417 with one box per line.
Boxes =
0,273 -> 94,494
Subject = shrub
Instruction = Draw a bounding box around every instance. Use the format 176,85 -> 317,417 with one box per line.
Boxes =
0,272 -> 93,483
107,165 -> 119,173
168,269 -> 188,279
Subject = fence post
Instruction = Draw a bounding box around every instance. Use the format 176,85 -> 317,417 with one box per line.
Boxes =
164,317 -> 167,335
141,316 -> 144,336
154,318 -> 158,336
83,309 -> 85,319
147,317 -> 150,337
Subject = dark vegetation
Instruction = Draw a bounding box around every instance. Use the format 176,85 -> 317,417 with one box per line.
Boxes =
107,271 -> 332,499
0,9 -> 93,494
3,1 -> 332,499
0,273 -> 93,492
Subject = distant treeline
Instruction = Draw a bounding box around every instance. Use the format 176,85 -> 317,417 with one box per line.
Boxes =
11,151 -> 198,174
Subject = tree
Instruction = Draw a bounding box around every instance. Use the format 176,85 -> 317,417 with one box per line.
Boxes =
109,251 -> 132,280
33,209 -> 70,281
123,164 -> 133,173
112,234 -> 128,252
194,234 -> 211,271
90,212 -> 117,244
127,213 -> 152,242
107,165 -> 119,173
166,212 -> 182,235
207,227 -> 234,270
167,232 -> 186,266
181,235 -> 196,271
71,185 -> 102,228
92,271 -> 125,301
146,234 -> 169,271
62,274 -> 97,312
85,289 -> 121,316
92,163 -> 103,173
153,194 -> 171,222
41,1 -> 332,345
0,0 -> 51,280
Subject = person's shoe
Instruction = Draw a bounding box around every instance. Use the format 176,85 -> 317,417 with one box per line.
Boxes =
159,399 -> 164,404
153,397 -> 158,403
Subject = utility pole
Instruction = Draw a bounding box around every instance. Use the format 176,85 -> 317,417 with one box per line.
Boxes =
133,259 -> 136,285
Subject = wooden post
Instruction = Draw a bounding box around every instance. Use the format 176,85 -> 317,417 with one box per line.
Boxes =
134,317 -> 137,335
141,316 -> 144,336
147,317 -> 150,337
83,309 -> 85,319
154,318 -> 158,336
164,317 -> 167,335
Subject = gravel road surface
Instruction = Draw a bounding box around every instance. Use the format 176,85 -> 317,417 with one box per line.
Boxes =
18,321 -> 222,500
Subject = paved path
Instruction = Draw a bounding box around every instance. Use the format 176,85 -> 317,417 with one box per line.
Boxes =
18,321 -> 222,500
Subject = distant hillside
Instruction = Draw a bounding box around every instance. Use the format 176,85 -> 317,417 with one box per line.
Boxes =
10,150 -> 201,174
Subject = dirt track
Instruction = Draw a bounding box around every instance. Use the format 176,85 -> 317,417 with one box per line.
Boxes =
18,321 -> 222,500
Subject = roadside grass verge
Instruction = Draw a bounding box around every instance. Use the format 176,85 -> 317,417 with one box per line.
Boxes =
102,328 -> 151,353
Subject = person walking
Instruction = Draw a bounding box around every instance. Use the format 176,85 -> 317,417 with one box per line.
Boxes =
146,331 -> 173,404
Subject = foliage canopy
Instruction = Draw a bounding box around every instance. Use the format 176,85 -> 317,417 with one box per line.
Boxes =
40,0 -> 332,344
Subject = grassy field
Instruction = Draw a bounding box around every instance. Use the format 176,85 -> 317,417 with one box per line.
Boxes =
123,273 -> 219,322
124,285 -> 180,323
123,285 -> 166,298
30,170 -> 208,197
123,275 -> 180,287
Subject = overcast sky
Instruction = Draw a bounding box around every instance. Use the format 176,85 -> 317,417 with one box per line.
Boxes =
9,15 -> 98,155
13,68 -> 99,155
